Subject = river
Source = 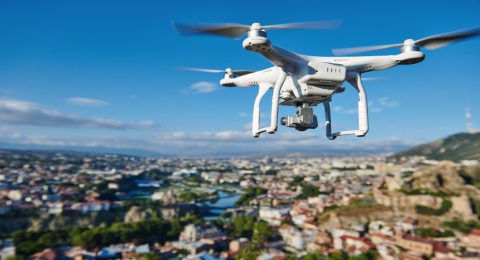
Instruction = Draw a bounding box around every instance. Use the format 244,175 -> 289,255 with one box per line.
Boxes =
198,191 -> 240,220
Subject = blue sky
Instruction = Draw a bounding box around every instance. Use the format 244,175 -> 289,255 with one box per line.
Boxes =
0,0 -> 479,155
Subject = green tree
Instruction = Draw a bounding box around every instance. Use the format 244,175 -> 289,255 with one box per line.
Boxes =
12,217 -> 191,256
284,254 -> 298,260
290,176 -> 304,187
167,219 -> 183,240
180,213 -> 203,225
415,199 -> 452,216
139,251 -> 162,260
298,183 -> 320,199
304,250 -> 326,260
231,215 -> 256,238
235,187 -> 267,206
253,221 -> 273,242
349,249 -> 378,260
179,191 -> 198,202
416,227 -> 454,238
234,244 -> 260,260
443,219 -> 480,234
328,251 -> 349,260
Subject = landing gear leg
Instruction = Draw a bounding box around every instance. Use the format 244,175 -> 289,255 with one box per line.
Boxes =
251,68 -> 287,137
324,74 -> 369,140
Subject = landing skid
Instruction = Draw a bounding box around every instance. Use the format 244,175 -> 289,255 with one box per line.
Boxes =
324,74 -> 369,140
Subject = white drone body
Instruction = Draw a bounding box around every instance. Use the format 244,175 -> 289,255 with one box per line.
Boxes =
176,22 -> 479,138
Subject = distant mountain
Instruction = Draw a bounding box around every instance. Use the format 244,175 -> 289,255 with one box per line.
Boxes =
0,143 -> 168,158
391,132 -> 480,161
0,139 -> 411,158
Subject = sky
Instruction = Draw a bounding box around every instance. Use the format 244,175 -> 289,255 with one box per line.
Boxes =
0,0 -> 479,156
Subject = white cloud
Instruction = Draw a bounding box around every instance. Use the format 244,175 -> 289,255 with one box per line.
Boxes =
0,127 -> 422,156
0,97 -> 154,130
66,97 -> 109,106
333,97 -> 399,114
378,97 -> 399,108
362,77 -> 383,81
333,106 -> 357,114
138,120 -> 155,127
184,81 -> 217,94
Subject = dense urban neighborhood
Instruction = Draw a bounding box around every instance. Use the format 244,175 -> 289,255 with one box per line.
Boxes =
1,148 -> 480,260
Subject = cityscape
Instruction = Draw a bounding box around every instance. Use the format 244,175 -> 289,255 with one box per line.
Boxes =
1,1 -> 480,260
1,135 -> 480,259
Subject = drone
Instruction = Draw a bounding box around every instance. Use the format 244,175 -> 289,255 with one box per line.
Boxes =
175,21 -> 480,139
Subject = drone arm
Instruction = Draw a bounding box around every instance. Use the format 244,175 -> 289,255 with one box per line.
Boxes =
242,34 -> 306,69
251,69 -> 287,137
325,74 -> 369,139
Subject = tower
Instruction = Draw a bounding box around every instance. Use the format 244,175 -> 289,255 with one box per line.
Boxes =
466,108 -> 478,134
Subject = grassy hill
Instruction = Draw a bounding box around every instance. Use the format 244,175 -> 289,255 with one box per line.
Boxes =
392,132 -> 480,161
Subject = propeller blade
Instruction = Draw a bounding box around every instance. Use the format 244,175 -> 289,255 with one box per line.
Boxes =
332,26 -> 480,55
332,43 -> 403,55
173,22 -> 250,38
263,20 -> 342,30
178,67 -> 255,76
174,20 -> 341,39
177,67 -> 225,73
415,27 -> 480,50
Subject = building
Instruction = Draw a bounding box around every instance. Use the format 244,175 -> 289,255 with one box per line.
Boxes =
340,236 -> 376,256
229,238 -> 249,253
180,224 -> 225,243
135,179 -> 164,188
172,169 -> 199,178
396,235 -> 434,256
461,229 -> 480,250
201,172 -> 221,183
47,202 -> 63,215
71,201 -> 111,213
29,248 -> 58,260
0,239 -> 15,260
63,246 -> 95,260
259,207 -> 290,226
331,228 -> 361,250
151,189 -> 177,205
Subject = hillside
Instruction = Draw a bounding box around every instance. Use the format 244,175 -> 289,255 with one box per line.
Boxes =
392,132 -> 480,161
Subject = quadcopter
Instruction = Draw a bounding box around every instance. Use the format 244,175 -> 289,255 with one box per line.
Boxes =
175,21 -> 480,138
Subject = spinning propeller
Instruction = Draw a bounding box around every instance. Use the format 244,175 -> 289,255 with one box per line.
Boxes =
178,67 -> 254,76
174,20 -> 341,39
332,27 -> 480,55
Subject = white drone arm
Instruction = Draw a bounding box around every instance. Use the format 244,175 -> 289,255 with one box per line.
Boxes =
324,73 -> 369,140
252,69 -> 287,137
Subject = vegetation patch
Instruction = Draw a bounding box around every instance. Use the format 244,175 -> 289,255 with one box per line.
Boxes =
10,214 -> 203,259
443,219 -> 480,234
415,227 -> 454,238
319,199 -> 390,220
235,187 -> 267,206
415,199 -> 452,216
400,189 -> 455,197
